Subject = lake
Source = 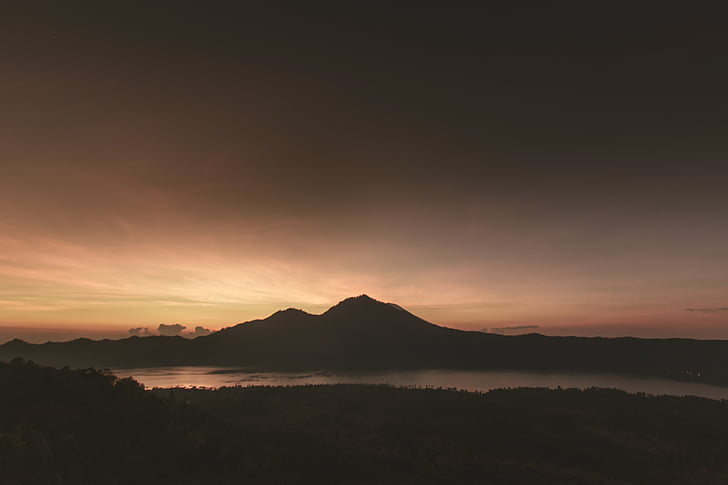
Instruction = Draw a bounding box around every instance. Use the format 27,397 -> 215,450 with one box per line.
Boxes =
112,367 -> 728,400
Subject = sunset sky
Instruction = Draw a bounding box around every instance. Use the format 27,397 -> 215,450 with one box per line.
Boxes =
2,4 -> 727,342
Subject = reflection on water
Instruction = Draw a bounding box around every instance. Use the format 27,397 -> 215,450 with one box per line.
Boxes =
111,367 -> 728,400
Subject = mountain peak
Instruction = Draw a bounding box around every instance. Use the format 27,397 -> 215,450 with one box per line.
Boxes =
271,307 -> 311,317
340,294 -> 379,304
326,294 -> 384,311
3,338 -> 29,346
322,295 -> 415,319
256,307 -> 313,326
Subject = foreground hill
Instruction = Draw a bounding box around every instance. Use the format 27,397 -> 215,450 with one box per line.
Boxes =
2,359 -> 728,484
3,295 -> 728,385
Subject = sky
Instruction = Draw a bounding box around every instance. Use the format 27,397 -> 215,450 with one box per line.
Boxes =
1,3 -> 728,342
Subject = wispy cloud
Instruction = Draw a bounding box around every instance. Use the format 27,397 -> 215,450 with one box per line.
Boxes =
486,325 -> 541,333
685,307 -> 728,313
128,325 -> 212,338
158,324 -> 186,336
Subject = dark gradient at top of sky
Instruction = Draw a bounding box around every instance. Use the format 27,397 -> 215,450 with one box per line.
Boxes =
1,2 -> 727,340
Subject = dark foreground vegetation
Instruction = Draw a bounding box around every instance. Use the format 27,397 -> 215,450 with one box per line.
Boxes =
2,359 -> 728,484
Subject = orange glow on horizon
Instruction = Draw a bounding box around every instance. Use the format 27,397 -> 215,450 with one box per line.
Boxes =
2,213 -> 728,341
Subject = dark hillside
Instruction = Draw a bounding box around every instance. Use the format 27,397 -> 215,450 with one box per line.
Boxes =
3,360 -> 728,484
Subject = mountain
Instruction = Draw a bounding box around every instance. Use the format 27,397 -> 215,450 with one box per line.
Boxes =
197,295 -> 471,368
3,295 -> 728,385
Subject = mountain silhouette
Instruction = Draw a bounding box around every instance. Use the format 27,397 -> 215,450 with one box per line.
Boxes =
197,295 -> 468,368
2,295 -> 728,385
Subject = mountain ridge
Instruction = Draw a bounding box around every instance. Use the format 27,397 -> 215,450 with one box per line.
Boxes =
2,295 -> 728,386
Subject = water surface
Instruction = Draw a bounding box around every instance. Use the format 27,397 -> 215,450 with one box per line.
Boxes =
112,367 -> 728,400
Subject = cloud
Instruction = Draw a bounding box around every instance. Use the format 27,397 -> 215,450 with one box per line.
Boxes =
130,324 -> 211,338
486,325 -> 541,334
685,307 -> 728,313
158,323 -> 186,336
189,326 -> 212,337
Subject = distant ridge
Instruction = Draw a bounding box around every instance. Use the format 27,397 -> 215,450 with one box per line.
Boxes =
2,295 -> 728,385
